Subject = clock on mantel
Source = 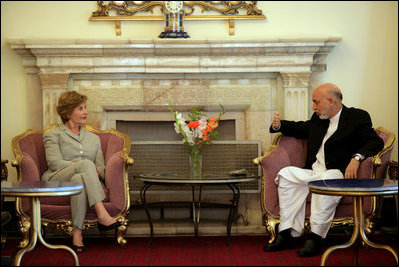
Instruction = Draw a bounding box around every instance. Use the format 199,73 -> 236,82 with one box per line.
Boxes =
158,1 -> 190,38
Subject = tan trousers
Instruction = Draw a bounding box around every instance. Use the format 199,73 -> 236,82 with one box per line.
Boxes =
43,159 -> 105,229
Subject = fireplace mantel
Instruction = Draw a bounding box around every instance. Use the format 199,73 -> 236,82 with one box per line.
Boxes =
9,37 -> 340,130
10,38 -> 340,72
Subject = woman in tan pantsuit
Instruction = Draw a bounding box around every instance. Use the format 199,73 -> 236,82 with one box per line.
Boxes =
41,91 -> 121,253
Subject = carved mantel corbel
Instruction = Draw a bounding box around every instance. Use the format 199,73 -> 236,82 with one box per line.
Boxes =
280,72 -> 312,121
38,73 -> 70,90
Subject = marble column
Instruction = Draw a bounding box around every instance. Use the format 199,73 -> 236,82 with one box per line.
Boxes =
20,56 -> 44,130
38,73 -> 70,127
280,72 -> 312,121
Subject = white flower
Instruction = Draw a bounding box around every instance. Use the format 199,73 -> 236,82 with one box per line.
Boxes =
180,124 -> 193,144
175,112 -> 185,125
174,122 -> 181,134
194,116 -> 207,138
185,130 -> 195,145
181,124 -> 190,135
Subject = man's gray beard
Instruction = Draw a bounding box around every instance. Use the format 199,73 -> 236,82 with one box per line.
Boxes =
319,114 -> 329,120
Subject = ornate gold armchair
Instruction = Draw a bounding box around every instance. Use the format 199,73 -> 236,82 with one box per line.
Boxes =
11,124 -> 134,247
253,127 -> 395,243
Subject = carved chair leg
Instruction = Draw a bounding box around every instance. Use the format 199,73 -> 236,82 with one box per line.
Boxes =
18,216 -> 31,248
116,225 -> 127,246
116,217 -> 129,246
266,218 -> 280,244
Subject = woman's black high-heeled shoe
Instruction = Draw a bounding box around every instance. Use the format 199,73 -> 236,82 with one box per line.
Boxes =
97,221 -> 121,231
72,244 -> 85,253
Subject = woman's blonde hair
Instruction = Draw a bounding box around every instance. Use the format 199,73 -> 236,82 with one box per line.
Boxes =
57,91 -> 87,124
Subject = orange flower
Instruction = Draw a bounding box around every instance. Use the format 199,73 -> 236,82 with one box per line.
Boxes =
208,117 -> 219,129
187,121 -> 200,128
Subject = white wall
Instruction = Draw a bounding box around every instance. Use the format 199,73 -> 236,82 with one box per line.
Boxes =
2,1 -> 398,182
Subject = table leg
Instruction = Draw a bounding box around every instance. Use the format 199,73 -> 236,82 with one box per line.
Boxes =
226,184 -> 240,246
12,197 -> 79,266
140,183 -> 153,246
320,197 -> 360,266
357,197 -> 398,264
11,197 -> 38,266
192,185 -> 202,237
321,196 -> 398,266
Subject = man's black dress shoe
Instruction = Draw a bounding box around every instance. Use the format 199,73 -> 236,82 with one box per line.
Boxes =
263,234 -> 294,252
297,238 -> 322,257
97,221 -> 121,231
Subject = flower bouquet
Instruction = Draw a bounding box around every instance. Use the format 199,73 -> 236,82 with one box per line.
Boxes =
169,102 -> 225,176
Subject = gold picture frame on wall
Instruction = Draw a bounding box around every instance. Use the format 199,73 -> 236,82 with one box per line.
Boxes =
90,1 -> 266,36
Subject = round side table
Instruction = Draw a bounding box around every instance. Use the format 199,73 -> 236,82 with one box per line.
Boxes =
1,181 -> 83,266
308,179 -> 398,266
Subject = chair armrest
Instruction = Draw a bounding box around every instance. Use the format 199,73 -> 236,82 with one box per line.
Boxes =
371,127 -> 396,179
257,145 -> 294,216
254,133 -> 307,216
357,155 -> 389,180
260,146 -> 293,178
12,154 -> 41,182
104,152 -> 131,210
105,152 -> 124,189
253,133 -> 282,166
122,149 -> 134,165
11,159 -> 20,168
254,133 -> 306,173
357,157 -> 374,179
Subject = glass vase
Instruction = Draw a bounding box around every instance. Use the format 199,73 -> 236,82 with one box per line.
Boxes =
189,146 -> 202,177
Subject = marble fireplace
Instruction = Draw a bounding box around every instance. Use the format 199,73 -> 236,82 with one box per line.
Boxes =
10,38 -> 340,235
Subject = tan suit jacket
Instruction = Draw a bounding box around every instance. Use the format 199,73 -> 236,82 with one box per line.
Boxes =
42,124 -> 105,181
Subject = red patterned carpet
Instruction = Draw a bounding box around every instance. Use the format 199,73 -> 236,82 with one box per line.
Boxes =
2,234 -> 397,266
